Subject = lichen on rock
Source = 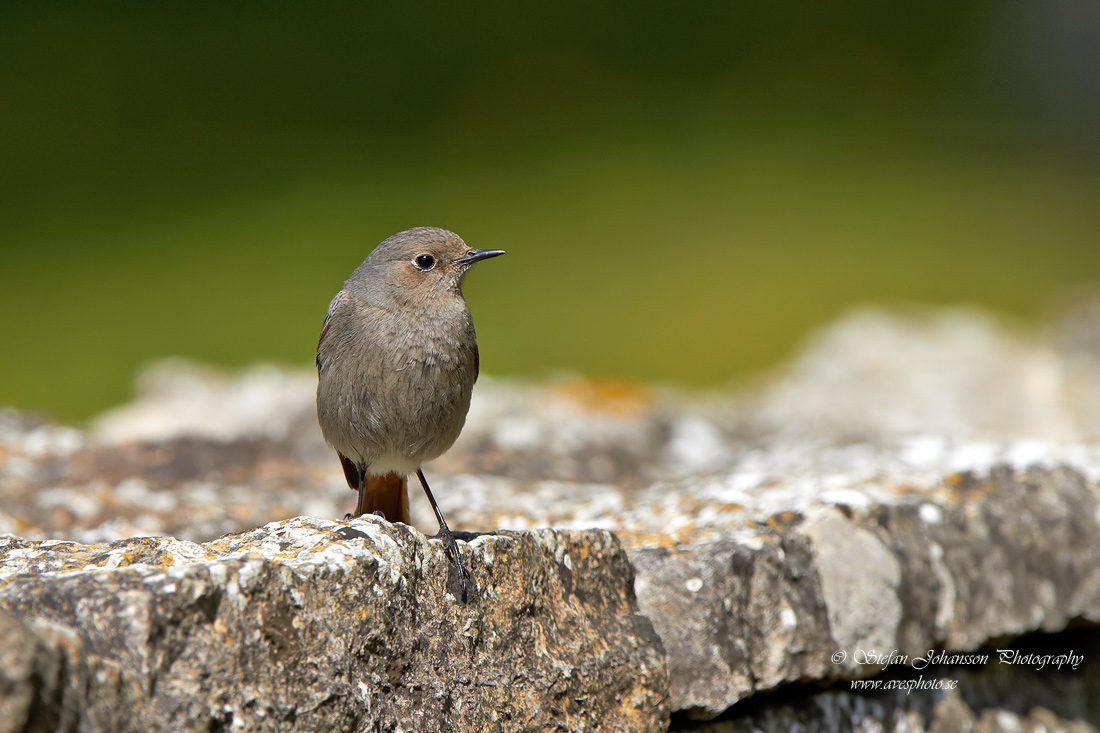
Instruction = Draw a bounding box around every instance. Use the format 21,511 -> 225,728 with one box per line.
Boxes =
3,303 -> 1100,730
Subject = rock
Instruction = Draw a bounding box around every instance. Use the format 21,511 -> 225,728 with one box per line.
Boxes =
633,465 -> 1100,718
742,307 -> 1083,442
92,360 -> 319,446
630,531 -> 834,719
0,517 -> 669,732
4,303 -> 1100,729
687,690 -> 1100,733
0,611 -> 87,733
680,625 -> 1100,732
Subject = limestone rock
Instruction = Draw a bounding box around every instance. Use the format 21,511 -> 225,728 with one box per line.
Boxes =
688,690 -> 1100,733
634,465 -> 1100,718
682,626 -> 1100,732
4,303 -> 1100,729
0,517 -> 669,732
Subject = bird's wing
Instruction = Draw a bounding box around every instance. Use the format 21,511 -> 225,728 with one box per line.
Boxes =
316,290 -> 350,373
337,451 -> 361,490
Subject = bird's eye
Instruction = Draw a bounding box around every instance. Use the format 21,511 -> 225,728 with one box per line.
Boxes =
414,254 -> 436,270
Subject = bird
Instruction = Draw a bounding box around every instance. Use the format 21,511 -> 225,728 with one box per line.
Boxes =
315,227 -> 504,597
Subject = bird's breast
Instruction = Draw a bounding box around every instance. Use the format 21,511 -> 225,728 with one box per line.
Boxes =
317,293 -> 480,470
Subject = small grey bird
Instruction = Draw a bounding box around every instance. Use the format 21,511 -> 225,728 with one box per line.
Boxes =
316,227 -> 504,594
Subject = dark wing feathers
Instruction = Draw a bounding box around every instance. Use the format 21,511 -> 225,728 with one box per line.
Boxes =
316,290 -> 351,373
316,315 -> 332,372
337,451 -> 361,491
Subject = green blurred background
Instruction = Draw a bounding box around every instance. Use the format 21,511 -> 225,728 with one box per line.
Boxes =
3,1 -> 1100,420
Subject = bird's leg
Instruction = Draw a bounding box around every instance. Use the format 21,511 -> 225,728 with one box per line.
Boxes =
416,469 -> 470,600
346,466 -> 368,520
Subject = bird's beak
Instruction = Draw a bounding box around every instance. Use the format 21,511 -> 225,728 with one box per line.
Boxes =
456,248 -> 506,265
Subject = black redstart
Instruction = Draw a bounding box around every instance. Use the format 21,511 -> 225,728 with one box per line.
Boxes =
315,227 -> 504,596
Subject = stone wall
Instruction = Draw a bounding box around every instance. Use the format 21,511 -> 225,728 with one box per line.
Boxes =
3,301 -> 1100,731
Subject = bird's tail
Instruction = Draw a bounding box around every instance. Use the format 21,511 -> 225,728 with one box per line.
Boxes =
355,472 -> 410,524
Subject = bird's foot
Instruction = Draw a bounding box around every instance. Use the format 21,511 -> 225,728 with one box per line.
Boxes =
431,525 -> 472,602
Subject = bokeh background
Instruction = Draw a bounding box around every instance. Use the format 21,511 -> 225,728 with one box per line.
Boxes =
3,1 -> 1100,421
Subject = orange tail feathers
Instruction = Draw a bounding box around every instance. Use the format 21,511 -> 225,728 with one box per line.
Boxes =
355,472 -> 410,524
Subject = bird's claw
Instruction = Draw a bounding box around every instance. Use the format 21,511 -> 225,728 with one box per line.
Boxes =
432,526 -> 471,602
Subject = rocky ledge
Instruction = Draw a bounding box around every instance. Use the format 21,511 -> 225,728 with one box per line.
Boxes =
0,518 -> 666,732
3,298 -> 1100,732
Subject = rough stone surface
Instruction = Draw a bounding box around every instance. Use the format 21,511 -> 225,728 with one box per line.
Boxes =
679,626 -> 1100,732
0,517 -> 669,732
687,691 -> 1099,733
634,465 -> 1100,717
4,301 -> 1100,730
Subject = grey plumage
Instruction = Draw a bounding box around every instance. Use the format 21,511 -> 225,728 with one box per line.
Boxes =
315,227 -> 504,534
